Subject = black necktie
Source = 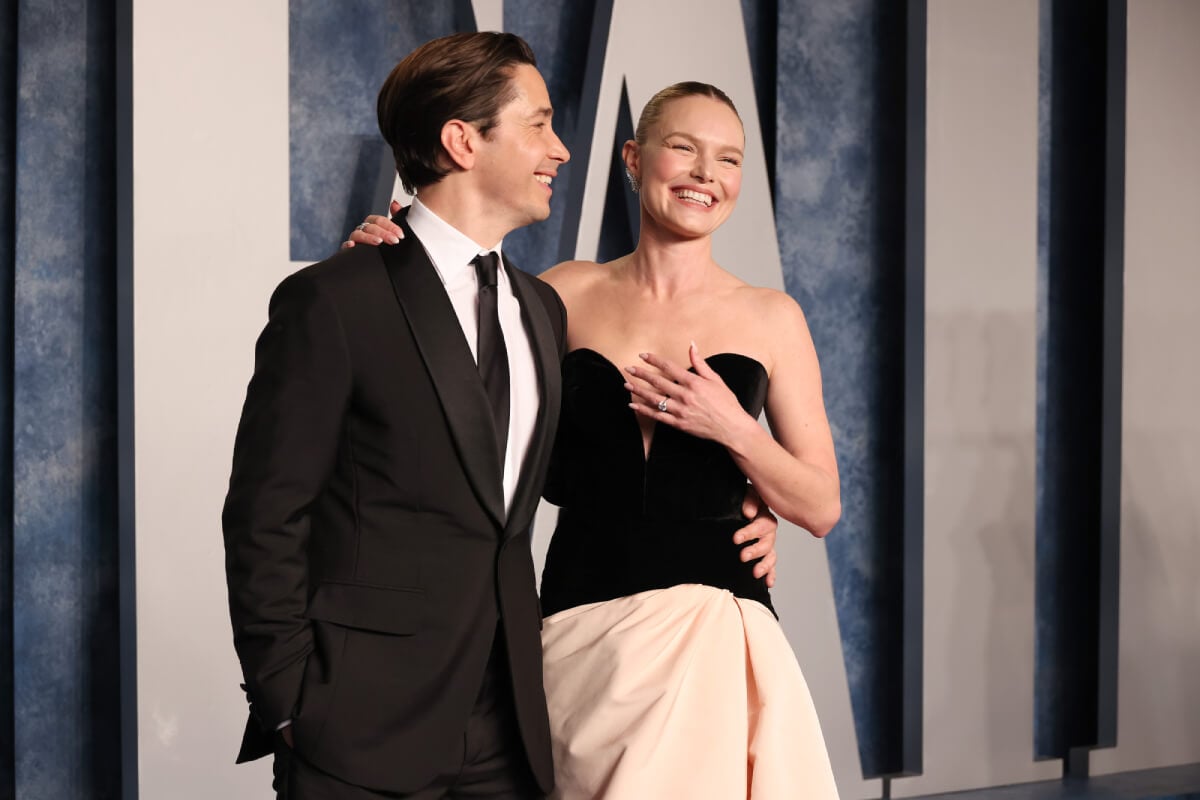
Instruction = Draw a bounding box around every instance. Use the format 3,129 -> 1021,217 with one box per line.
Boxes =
472,252 -> 510,468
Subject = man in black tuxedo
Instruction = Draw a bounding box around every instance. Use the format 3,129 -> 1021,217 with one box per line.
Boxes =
224,31 -> 779,799
224,32 -> 568,798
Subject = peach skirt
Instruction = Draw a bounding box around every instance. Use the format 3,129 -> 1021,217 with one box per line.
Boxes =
540,584 -> 840,800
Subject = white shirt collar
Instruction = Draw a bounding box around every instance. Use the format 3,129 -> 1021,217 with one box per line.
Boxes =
406,197 -> 505,287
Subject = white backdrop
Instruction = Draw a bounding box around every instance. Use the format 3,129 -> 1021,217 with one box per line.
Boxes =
134,0 -> 294,793
1092,0 -> 1200,775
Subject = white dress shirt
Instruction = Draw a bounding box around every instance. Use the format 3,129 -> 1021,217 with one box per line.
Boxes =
406,197 -> 539,514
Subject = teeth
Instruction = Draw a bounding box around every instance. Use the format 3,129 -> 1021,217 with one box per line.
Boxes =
535,175 -> 553,185
675,189 -> 712,206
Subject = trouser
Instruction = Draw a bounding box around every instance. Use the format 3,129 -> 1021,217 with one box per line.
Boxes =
274,634 -> 542,800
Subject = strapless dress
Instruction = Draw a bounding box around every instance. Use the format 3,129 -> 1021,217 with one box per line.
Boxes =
537,348 -> 840,799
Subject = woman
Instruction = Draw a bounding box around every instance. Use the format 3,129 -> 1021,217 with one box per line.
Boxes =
352,82 -> 840,799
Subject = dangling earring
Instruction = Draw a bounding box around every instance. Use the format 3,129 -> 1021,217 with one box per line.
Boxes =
625,169 -> 639,194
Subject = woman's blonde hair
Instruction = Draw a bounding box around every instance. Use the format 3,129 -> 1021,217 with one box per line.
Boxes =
634,82 -> 742,145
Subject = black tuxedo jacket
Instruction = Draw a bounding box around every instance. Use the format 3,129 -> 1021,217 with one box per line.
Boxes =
222,219 -> 565,794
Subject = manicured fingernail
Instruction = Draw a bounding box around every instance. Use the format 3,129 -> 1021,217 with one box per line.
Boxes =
388,235 -> 400,244
625,366 -> 637,374
639,352 -> 649,359
690,340 -> 697,350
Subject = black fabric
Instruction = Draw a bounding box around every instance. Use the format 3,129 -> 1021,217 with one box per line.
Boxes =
224,221 -> 565,794
472,252 -> 510,468
540,349 -> 775,617
273,633 -> 541,800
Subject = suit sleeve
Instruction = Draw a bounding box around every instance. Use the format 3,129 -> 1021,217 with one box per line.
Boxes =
222,272 -> 351,730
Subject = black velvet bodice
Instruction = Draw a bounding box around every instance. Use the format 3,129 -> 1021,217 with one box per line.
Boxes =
539,348 -> 775,617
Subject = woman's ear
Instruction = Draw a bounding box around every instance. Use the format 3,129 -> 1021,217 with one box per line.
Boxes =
440,119 -> 477,171
621,139 -> 640,180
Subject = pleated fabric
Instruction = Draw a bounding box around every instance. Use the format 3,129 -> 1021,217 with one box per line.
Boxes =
541,584 -> 839,799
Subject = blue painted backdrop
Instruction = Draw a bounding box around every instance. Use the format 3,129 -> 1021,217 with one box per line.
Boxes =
289,0 -> 460,260
772,2 -> 908,773
2,0 -> 121,797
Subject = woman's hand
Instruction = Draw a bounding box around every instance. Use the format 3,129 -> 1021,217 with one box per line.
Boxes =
625,342 -> 759,449
341,199 -> 405,248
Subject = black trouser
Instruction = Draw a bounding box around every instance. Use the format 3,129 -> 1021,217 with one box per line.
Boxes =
274,634 -> 542,800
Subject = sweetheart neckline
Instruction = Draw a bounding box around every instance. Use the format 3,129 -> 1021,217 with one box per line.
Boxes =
563,347 -> 768,379
562,347 -> 768,464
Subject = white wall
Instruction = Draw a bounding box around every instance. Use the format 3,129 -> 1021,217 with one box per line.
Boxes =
893,1 -> 1060,794
134,0 -> 290,793
1091,0 -> 1200,774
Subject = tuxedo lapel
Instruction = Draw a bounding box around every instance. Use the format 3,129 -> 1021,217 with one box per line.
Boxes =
380,222 -> 506,529
503,257 -> 562,538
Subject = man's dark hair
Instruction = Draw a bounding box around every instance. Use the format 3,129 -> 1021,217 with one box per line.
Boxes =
377,32 -> 538,194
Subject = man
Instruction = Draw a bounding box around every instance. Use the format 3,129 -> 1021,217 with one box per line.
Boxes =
224,31 -> 777,799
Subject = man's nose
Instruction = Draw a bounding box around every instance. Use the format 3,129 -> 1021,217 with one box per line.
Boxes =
549,127 -> 570,163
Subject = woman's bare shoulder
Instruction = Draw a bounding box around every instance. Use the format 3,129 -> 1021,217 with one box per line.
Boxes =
539,258 -> 624,302
732,285 -> 808,326
725,286 -> 815,375
540,259 -> 600,287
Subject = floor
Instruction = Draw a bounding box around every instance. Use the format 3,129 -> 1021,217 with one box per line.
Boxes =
903,763 -> 1200,800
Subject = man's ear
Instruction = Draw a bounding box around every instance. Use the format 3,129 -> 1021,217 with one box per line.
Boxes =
440,119 -> 477,171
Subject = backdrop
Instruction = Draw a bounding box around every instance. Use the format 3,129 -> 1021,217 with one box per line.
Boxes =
1,0 -> 1197,798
